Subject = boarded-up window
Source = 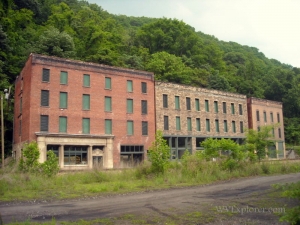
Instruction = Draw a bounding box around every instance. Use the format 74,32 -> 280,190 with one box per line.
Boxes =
232,121 -> 236,133
59,116 -> 67,133
187,117 -> 192,131
105,97 -> 112,112
60,71 -> 68,84
127,120 -> 134,135
214,101 -> 218,113
186,97 -> 191,110
105,77 -> 111,89
239,104 -> 243,115
105,119 -> 112,134
82,118 -> 90,134
164,116 -> 169,130
82,94 -> 90,110
224,120 -> 228,132
215,119 -> 219,132
223,102 -> 227,113
127,99 -> 133,113
60,92 -> 68,108
42,68 -> 50,82
127,80 -> 133,92
231,103 -> 235,114
163,94 -> 168,108
206,119 -> 210,132
141,100 -> 147,114
240,121 -> 244,133
83,74 -> 90,87
40,115 -> 49,132
196,118 -> 200,131
195,99 -> 200,111
41,90 -> 49,106
142,121 -> 148,135
256,110 -> 260,121
176,117 -> 181,130
175,96 -> 180,109
205,100 -> 209,112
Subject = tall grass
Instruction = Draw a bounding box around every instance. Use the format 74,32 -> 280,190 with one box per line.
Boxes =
0,159 -> 299,202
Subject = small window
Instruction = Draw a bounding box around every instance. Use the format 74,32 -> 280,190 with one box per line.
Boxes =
127,99 -> 133,113
240,121 -> 244,133
164,116 -> 169,130
176,116 -> 181,130
239,104 -> 243,115
163,94 -> 168,108
40,115 -> 49,132
206,119 -> 210,132
105,119 -> 112,134
272,128 -> 275,137
231,103 -> 235,114
187,117 -> 192,131
141,100 -> 147,114
142,121 -> 148,135
59,116 -> 67,133
82,118 -> 90,134
127,80 -> 133,92
141,82 -> 147,93
232,121 -> 236,133
270,112 -> 274,122
41,90 -> 49,107
256,110 -> 260,121
60,71 -> 68,84
105,77 -> 111,89
224,120 -> 228,132
278,128 -> 281,138
223,102 -> 227,113
19,120 -> 22,136
127,120 -> 134,135
277,113 -> 280,123
263,111 -> 267,122
205,100 -> 209,112
196,118 -> 201,131
42,68 -> 50,82
82,94 -> 90,110
20,97 -> 22,113
59,92 -> 68,109
214,101 -> 218,113
175,96 -> 180,109
215,119 -> 219,132
83,74 -> 90,87
105,96 -> 112,112
186,97 -> 191,110
195,99 -> 200,111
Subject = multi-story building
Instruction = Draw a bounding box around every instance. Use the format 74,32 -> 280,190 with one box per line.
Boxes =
13,54 -> 155,170
247,97 -> 285,158
155,82 -> 249,159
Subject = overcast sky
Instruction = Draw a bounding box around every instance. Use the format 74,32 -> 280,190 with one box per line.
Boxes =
87,0 -> 300,68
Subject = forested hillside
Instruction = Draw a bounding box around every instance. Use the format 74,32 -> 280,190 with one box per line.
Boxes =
1,0 -> 300,151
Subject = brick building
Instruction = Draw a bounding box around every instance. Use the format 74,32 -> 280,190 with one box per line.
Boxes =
155,82 -> 249,159
13,54 -> 155,170
247,97 -> 285,158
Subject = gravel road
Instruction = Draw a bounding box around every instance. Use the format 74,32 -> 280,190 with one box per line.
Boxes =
1,173 -> 299,224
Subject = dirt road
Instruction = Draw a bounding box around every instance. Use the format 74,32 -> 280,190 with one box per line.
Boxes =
1,173 -> 300,224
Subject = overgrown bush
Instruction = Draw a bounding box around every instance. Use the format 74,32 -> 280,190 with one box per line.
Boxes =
40,151 -> 59,177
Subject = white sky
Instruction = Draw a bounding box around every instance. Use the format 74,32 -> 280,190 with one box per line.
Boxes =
87,0 -> 300,68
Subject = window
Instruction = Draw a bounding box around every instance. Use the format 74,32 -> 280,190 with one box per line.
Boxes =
105,97 -> 112,112
60,71 -> 68,84
175,96 -> 180,109
41,90 -> 49,107
176,116 -> 181,130
195,99 -> 200,111
59,116 -> 67,133
187,117 -> 192,131
205,100 -> 209,112
105,119 -> 112,134
270,112 -> 274,122
240,121 -> 244,133
127,80 -> 133,92
105,77 -> 111,89
257,126 -> 260,131
141,82 -> 147,93
82,118 -> 90,134
82,94 -> 90,110
20,97 -> 22,113
256,110 -> 260,121
42,68 -> 50,82
278,128 -> 281,138
19,120 -> 22,136
231,103 -> 235,114
277,113 -> 280,122
127,120 -> 134,135
83,74 -> 90,87
186,97 -> 191,110
127,99 -> 133,113
239,104 -> 243,115
141,100 -> 147,114
215,119 -> 219,132
164,116 -> 169,130
64,146 -> 87,165
224,120 -> 228,132
232,121 -> 236,133
163,94 -> 168,108
59,92 -> 68,108
214,101 -> 218,113
272,128 -> 275,137
206,119 -> 210,132
223,102 -> 227,113
142,121 -> 148,135
263,111 -> 267,122
196,118 -> 201,131
40,115 -> 49,132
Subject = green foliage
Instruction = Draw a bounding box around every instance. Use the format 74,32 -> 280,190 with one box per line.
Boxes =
148,130 -> 170,174
40,151 -> 59,177
18,141 -> 40,173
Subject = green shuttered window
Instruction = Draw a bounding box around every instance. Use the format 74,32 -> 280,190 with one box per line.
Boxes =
176,116 -> 181,130
105,77 -> 111,89
105,97 -> 112,112
59,116 -> 67,133
187,117 -> 192,131
60,92 -> 68,108
105,119 -> 112,134
195,99 -> 200,111
127,121 -> 134,135
83,94 -> 90,110
82,118 -> 90,134
83,74 -> 90,87
175,96 -> 180,109
60,71 -> 68,84
127,99 -> 133,113
127,80 -> 133,92
196,118 -> 201,131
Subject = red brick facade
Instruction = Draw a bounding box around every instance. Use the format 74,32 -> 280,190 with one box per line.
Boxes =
13,54 -> 155,169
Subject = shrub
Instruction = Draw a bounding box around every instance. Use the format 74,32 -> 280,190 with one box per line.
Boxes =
18,142 -> 40,173
40,151 -> 59,177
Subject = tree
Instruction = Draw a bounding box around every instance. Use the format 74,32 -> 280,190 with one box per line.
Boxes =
148,130 -> 170,174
